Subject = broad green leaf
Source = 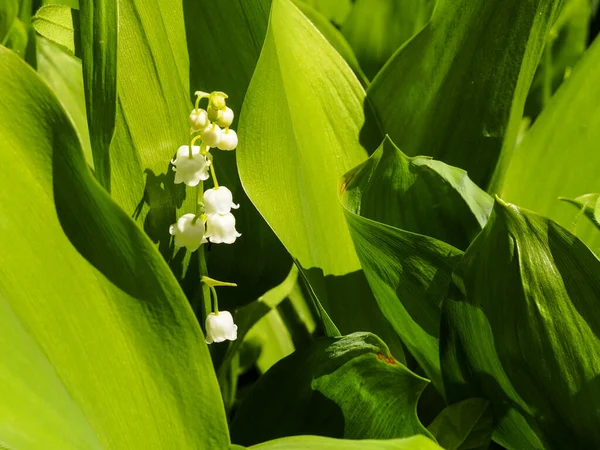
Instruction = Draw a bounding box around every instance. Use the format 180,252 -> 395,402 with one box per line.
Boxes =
244,308 -> 295,374
0,0 -> 18,42
340,0 -> 435,79
107,0 -> 195,296
428,398 -> 493,450
238,0 -> 368,276
236,0 -> 399,347
36,36 -> 92,166
524,0 -> 591,120
441,198 -> 600,449
32,5 -> 78,56
231,333 -> 432,445
79,0 -> 117,190
292,0 -> 368,86
249,435 -> 443,450
499,35 -> 600,255
560,193 -> 600,229
183,0 -> 293,309
297,0 -> 351,26
0,47 -> 228,449
367,0 -> 562,188
340,136 -> 492,390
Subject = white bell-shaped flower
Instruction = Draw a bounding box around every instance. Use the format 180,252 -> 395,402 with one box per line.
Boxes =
217,128 -> 238,151
169,213 -> 207,252
216,107 -> 234,128
204,186 -> 240,215
205,311 -> 238,344
171,145 -> 210,187
201,123 -> 222,147
189,108 -> 208,131
205,212 -> 241,244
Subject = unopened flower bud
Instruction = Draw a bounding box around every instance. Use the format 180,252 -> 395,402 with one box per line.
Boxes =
217,129 -> 238,151
205,311 -> 238,344
169,213 -> 207,252
189,109 -> 208,131
216,107 -> 234,128
207,106 -> 222,123
204,186 -> 240,215
209,91 -> 228,111
201,123 -> 222,148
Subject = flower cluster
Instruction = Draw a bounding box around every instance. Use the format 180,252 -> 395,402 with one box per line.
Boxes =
169,90 -> 241,344
169,90 -> 241,250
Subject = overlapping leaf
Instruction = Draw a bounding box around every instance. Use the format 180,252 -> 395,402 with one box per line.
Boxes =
79,0 -> 117,190
32,5 -> 79,56
247,435 -> 443,450
340,136 -> 492,390
441,199 -> 600,449
36,36 -> 92,165
340,0 -> 435,79
427,398 -> 493,450
231,333 -> 432,445
0,47 -> 228,449
237,0 -> 398,349
183,0 -> 292,309
524,0 -> 591,120
292,0 -> 368,85
499,35 -> 600,254
367,0 -> 562,188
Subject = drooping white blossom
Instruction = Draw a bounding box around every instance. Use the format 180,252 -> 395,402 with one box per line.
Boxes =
205,311 -> 238,344
205,212 -> 241,244
203,186 -> 240,215
169,213 -> 207,252
189,108 -> 208,131
217,128 -> 238,151
201,123 -> 222,148
171,145 -> 211,186
216,107 -> 234,128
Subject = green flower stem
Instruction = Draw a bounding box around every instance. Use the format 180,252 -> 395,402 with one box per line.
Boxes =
209,285 -> 219,314
196,180 -> 212,319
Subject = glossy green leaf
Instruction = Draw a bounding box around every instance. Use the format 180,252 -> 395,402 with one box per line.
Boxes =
0,47 -> 228,449
231,333 -> 432,445
32,5 -> 78,56
367,0 -> 562,188
249,435 -> 442,450
441,198 -> 600,449
499,35 -> 600,255
0,0 -> 18,42
560,193 -> 600,229
183,0 -> 292,309
236,0 -> 399,347
428,398 -> 493,450
340,136 -> 492,390
292,0 -> 368,86
341,0 -> 435,79
238,0 -> 369,276
36,36 -> 92,166
107,0 -> 196,299
79,0 -> 117,189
